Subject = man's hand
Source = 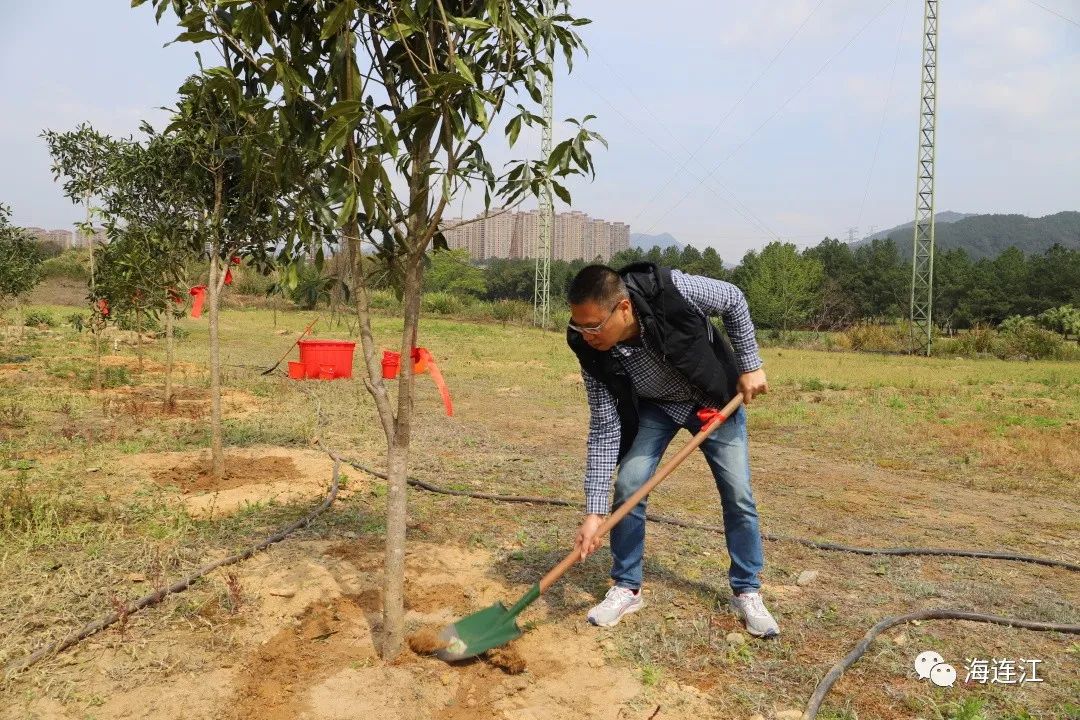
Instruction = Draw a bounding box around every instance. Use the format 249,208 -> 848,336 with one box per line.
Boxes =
574,514 -> 605,561
737,368 -> 768,405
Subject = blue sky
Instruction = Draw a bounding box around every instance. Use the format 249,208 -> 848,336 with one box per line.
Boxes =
3,0 -> 1077,262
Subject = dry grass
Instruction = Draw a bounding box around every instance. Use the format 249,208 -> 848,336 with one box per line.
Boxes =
1,302 -> 1078,719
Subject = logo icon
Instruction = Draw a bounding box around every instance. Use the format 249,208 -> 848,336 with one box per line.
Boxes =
930,662 -> 957,687
915,650 -> 956,687
914,650 -> 944,680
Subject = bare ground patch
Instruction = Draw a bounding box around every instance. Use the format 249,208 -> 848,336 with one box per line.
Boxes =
4,541 -> 679,720
115,446 -> 347,518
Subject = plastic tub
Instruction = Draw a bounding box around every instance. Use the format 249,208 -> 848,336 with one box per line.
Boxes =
298,339 -> 356,380
381,350 -> 400,379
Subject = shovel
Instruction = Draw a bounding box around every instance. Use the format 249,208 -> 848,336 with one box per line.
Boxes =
435,394 -> 745,662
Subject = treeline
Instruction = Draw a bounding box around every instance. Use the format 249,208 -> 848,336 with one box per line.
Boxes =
420,239 -> 1080,332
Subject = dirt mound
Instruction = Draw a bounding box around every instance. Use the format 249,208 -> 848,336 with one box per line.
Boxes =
229,596 -> 374,720
116,446 -> 346,518
154,455 -> 299,494
10,540 -> 674,720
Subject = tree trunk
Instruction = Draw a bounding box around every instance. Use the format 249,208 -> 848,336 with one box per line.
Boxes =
135,307 -> 144,372
14,296 -> 22,341
85,194 -> 95,294
208,251 -> 224,479
208,170 -> 226,480
380,256 -> 425,660
164,299 -> 174,408
92,327 -> 103,391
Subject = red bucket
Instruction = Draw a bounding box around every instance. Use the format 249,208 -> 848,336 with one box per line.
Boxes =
287,361 -> 305,380
298,339 -> 356,380
381,351 -> 400,380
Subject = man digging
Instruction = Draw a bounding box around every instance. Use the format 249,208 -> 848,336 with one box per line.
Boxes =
566,262 -> 779,638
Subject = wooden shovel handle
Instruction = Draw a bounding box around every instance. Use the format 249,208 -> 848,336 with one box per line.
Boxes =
539,394 -> 744,593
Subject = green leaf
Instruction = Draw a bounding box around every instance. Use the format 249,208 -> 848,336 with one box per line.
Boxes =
378,22 -> 417,41
320,116 -> 353,155
375,114 -> 398,157
325,100 -> 362,119
453,55 -> 476,86
173,30 -> 215,43
550,180 -> 571,205
449,16 -> 490,30
320,0 -> 356,40
470,94 -> 489,131
547,139 -> 572,172
336,192 -> 357,228
358,161 -> 377,217
505,115 -> 522,147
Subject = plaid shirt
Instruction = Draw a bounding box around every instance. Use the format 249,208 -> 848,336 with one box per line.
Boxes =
580,270 -> 762,515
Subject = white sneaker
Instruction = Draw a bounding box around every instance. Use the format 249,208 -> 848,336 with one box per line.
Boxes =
587,586 -> 644,627
730,592 -> 780,637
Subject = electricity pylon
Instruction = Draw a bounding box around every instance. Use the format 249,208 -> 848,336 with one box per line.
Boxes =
910,0 -> 939,355
533,2 -> 554,329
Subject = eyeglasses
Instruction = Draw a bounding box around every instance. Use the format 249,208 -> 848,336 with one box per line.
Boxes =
568,300 -> 623,335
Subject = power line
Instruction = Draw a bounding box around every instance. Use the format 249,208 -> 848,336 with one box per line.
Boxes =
579,76 -> 783,242
855,0 -> 912,231
1025,0 -> 1080,29
640,0 -> 898,236
625,0 -> 826,228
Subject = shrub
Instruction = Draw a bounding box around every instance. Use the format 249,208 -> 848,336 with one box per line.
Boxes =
1036,304 -> 1080,339
421,292 -> 464,315
491,299 -> 531,325
550,308 -> 571,331
844,322 -> 907,353
22,310 -> 56,328
1003,324 -> 1072,360
367,289 -> 401,310
230,268 -> 275,296
933,324 -> 1004,358
66,312 -> 86,332
39,249 -> 90,279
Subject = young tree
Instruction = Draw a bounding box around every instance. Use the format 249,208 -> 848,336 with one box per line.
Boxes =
43,125 -> 120,387
0,204 -> 45,336
166,71 -> 295,479
42,125 -> 117,291
803,237 -> 858,329
851,238 -> 906,320
96,131 -> 197,401
424,248 -> 486,297
741,241 -> 823,332
697,246 -> 727,280
90,229 -> 171,371
146,0 -> 601,659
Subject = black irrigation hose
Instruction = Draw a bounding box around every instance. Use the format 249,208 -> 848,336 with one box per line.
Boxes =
335,452 -> 1080,717
4,460 -> 341,678
801,609 -> 1080,720
336,451 -> 1080,719
334,454 -> 1080,573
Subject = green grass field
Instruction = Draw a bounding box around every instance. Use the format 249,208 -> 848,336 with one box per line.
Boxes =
1,297 -> 1077,720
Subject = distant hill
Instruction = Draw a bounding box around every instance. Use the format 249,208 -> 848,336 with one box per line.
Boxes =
864,211 -> 975,241
854,211 -> 1080,260
630,232 -> 682,251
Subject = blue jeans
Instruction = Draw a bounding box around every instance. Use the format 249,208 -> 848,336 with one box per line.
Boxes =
609,401 -> 763,595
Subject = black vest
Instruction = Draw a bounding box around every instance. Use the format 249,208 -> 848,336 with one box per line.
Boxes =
567,263 -> 741,461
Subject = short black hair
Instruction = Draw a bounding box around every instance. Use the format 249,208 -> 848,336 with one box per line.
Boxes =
568,264 -> 628,307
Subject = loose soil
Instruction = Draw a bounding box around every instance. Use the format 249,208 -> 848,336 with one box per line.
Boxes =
6,541 -> 667,720
119,446 -> 348,518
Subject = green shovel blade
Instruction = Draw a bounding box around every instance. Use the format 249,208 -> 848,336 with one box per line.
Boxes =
434,583 -> 540,662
